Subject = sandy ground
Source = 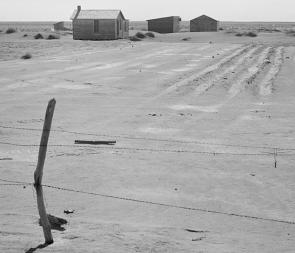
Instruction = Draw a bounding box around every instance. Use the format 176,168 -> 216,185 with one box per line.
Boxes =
0,30 -> 295,252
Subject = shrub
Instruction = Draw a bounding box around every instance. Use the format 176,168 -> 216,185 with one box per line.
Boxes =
219,27 -> 224,31
182,37 -> 191,41
135,32 -> 146,39
6,28 -> 16,34
129,36 -> 142,42
23,34 -> 28,37
21,53 -> 32,60
34,33 -> 43,39
145,32 -> 155,38
286,30 -> 295,36
47,34 -> 60,40
235,32 -> 257,37
235,32 -> 243,37
245,32 -> 257,37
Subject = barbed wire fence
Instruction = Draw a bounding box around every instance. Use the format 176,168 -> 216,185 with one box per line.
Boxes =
0,120 -> 294,234
0,178 -> 294,226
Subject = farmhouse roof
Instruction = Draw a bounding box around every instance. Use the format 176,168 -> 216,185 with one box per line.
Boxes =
147,16 -> 181,21
191,15 -> 218,22
71,9 -> 125,20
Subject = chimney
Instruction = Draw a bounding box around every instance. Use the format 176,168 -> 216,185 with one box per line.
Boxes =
73,5 -> 81,20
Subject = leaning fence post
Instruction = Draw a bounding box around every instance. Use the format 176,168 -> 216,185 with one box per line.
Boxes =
34,98 -> 56,244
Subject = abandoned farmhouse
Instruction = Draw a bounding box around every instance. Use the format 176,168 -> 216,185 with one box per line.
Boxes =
147,16 -> 181,34
69,5 -> 219,40
71,6 -> 129,40
190,15 -> 219,32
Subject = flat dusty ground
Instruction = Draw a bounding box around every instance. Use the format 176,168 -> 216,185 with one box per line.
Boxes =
0,30 -> 295,252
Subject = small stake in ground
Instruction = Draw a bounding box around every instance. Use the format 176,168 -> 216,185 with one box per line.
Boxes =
274,148 -> 278,168
34,99 -> 56,244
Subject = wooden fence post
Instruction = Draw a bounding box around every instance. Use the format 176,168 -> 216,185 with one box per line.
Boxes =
34,98 -> 56,244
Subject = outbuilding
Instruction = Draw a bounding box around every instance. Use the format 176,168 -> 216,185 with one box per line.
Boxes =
147,16 -> 181,34
190,15 -> 219,32
53,22 -> 71,31
71,6 -> 129,40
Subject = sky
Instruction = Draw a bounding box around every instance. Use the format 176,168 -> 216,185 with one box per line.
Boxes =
1,0 -> 295,22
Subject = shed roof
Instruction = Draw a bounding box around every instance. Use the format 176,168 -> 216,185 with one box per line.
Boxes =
191,15 -> 218,22
147,16 -> 181,22
71,9 -> 125,20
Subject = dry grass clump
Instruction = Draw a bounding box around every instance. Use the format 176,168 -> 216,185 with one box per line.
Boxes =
21,53 -> 32,60
6,28 -> 17,34
182,37 -> 191,41
235,31 -> 258,37
129,36 -> 142,41
34,33 -> 44,39
145,32 -> 155,38
135,32 -> 146,39
285,29 -> 295,36
47,34 -> 60,40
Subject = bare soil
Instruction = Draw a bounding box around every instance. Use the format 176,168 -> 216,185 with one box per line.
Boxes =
0,30 -> 295,252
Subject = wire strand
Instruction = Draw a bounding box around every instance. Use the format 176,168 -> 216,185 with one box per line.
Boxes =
1,124 -> 295,151
0,178 -> 294,226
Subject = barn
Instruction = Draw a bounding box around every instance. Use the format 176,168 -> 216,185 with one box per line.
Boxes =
190,15 -> 219,32
147,16 -> 181,34
70,6 -> 129,40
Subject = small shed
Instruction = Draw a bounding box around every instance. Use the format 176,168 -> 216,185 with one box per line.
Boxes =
147,16 -> 181,34
190,15 -> 219,32
70,6 -> 129,40
53,22 -> 71,31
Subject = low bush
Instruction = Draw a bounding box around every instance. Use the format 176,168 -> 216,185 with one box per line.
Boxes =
235,32 -> 243,37
47,34 -> 60,40
182,37 -> 191,41
129,36 -> 142,42
286,30 -> 295,36
235,31 -> 258,37
34,33 -> 44,39
6,28 -> 17,34
21,53 -> 32,60
245,31 -> 258,37
135,32 -> 146,39
145,32 -> 155,38
23,34 -> 28,37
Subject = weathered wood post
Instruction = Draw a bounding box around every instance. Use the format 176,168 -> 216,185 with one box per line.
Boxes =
34,99 -> 56,244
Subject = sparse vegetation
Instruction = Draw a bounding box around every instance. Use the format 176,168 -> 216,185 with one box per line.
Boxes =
34,33 -> 44,39
6,28 -> 17,34
21,53 -> 32,60
129,36 -> 142,42
47,34 -> 60,40
286,30 -> 295,36
135,32 -> 146,39
235,31 -> 258,37
246,32 -> 258,37
145,32 -> 155,38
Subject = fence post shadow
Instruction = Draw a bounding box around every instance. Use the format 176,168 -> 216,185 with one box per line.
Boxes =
25,242 -> 50,253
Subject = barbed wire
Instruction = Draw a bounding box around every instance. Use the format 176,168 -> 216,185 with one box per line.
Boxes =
0,124 -> 294,152
1,140 -> 293,157
0,178 -> 294,226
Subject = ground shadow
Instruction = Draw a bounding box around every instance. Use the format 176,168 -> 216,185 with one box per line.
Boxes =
25,242 -> 51,253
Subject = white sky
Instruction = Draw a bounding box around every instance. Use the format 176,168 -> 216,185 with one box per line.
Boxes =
1,0 -> 295,22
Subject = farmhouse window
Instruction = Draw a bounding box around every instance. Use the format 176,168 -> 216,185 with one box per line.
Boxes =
94,20 -> 100,33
